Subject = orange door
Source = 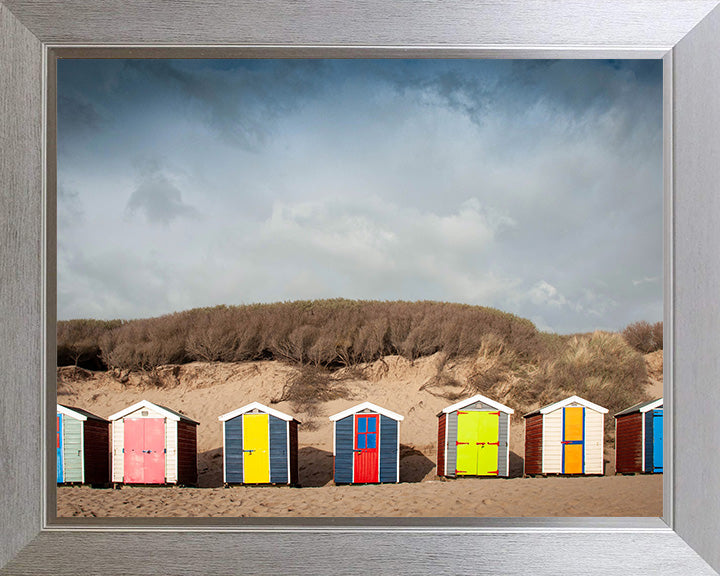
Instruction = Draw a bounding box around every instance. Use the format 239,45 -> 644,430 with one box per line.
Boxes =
562,407 -> 585,474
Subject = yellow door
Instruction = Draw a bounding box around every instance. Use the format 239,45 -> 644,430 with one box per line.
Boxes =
477,411 -> 500,475
243,414 -> 270,483
563,407 -> 584,474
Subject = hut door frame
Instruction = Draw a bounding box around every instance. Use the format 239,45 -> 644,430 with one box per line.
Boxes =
353,414 -> 379,483
652,409 -> 663,472
562,407 -> 585,474
56,414 -> 63,483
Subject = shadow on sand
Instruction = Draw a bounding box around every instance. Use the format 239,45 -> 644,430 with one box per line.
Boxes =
298,446 -> 335,487
399,444 -> 436,483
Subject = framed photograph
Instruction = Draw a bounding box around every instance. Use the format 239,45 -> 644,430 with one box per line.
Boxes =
2,1 -> 720,574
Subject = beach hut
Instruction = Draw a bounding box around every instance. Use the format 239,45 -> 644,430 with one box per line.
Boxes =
523,395 -> 608,475
329,402 -> 404,484
614,398 -> 663,474
56,404 -> 110,485
218,402 -> 300,485
436,394 -> 514,478
109,400 -> 198,485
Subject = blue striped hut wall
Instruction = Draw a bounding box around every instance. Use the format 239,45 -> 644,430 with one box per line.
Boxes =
224,415 -> 244,483
219,402 -> 300,485
379,415 -> 399,483
644,410 -> 654,473
269,415 -> 288,484
330,402 -> 404,484
333,415 -> 354,484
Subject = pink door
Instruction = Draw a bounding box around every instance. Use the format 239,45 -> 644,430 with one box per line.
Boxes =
124,418 -> 165,484
143,418 -> 166,484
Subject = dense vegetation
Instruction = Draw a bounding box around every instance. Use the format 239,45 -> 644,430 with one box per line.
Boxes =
57,300 -> 661,425
57,300 -> 540,371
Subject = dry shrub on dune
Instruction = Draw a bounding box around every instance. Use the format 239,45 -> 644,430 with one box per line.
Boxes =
58,299 -> 541,372
516,331 -> 648,431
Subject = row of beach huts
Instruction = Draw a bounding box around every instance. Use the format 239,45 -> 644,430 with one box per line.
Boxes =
56,394 -> 663,486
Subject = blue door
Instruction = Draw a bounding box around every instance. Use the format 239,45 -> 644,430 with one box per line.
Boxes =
652,409 -> 663,473
56,414 -> 63,483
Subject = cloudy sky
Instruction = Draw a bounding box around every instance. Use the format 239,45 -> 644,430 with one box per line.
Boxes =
57,59 -> 662,333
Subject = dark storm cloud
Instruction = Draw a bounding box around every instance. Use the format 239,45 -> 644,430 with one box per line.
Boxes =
57,93 -> 104,131
125,160 -> 199,225
57,59 -> 663,332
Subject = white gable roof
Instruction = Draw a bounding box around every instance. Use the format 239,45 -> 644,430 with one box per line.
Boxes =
525,396 -> 608,418
537,395 -> 609,415
57,404 -> 108,422
614,398 -> 664,417
329,401 -> 404,422
218,401 -> 298,422
57,404 -> 87,421
638,398 -> 664,413
440,394 -> 514,415
108,399 -> 198,423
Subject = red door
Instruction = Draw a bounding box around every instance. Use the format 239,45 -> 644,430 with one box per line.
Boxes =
124,418 -> 165,484
354,414 -> 379,483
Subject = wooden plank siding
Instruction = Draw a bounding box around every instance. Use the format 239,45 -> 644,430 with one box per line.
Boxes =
436,413 -> 446,477
289,420 -> 299,485
498,411 -> 509,477
379,415 -> 398,483
616,412 -> 644,474
333,416 -> 353,484
446,411 -> 458,477
176,420 -> 197,486
524,414 -> 543,475
111,419 -> 124,482
269,416 -> 288,484
82,419 -> 110,485
543,409 -> 564,474
165,418 -> 177,484
224,416 -> 243,484
583,410 -> 604,475
61,417 -> 82,483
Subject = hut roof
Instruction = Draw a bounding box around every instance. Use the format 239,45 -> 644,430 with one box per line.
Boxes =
108,399 -> 199,424
329,401 -> 404,422
218,401 -> 300,423
437,394 -> 515,417
57,404 -> 108,422
523,395 -> 609,418
614,398 -> 663,418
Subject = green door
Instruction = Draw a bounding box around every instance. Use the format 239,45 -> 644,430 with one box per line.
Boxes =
456,411 -> 500,476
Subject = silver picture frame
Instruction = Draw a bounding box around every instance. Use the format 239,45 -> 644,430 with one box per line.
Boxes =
2,1 -> 720,573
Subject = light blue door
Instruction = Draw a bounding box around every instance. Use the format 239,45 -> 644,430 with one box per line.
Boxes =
56,413 -> 63,483
653,409 -> 663,472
